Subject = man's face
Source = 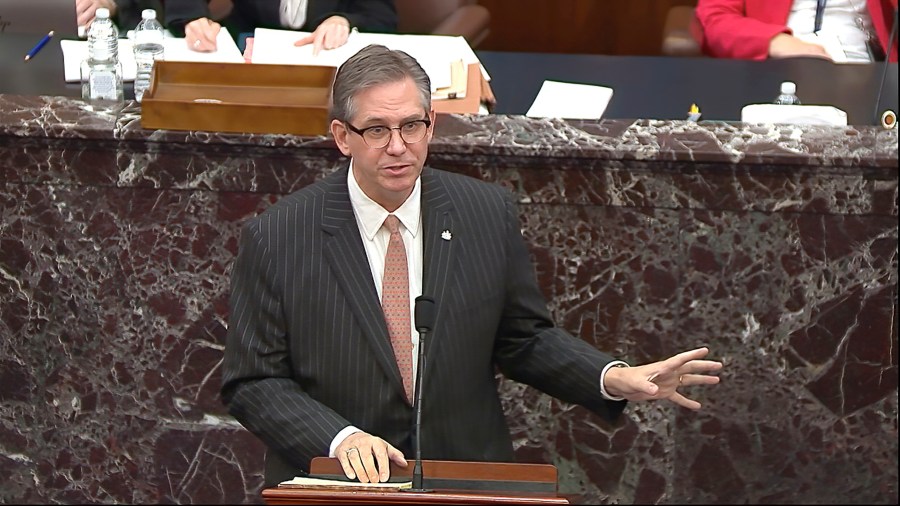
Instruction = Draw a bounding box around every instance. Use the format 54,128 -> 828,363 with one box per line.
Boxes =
331,77 -> 435,212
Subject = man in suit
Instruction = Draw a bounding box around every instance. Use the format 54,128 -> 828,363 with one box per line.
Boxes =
166,0 -> 396,54
222,44 -> 725,487
696,0 -> 898,62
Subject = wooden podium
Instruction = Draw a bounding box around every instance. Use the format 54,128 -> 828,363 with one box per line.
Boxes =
262,458 -> 569,504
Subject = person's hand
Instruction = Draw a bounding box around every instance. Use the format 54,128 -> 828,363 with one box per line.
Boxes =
336,431 -> 407,483
768,33 -> 832,60
185,17 -> 222,52
603,347 -> 723,410
75,0 -> 117,32
293,15 -> 352,56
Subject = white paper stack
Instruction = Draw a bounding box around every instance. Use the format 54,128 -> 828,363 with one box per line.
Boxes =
526,80 -> 614,120
741,104 -> 848,126
59,29 -> 244,82
249,28 -> 489,95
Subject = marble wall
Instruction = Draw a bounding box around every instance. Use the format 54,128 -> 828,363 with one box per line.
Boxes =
1,95 -> 897,504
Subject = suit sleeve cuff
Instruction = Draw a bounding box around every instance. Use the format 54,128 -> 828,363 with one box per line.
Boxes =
599,360 -> 630,401
329,426 -> 362,457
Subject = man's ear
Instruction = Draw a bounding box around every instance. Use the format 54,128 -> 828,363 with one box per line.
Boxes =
331,119 -> 352,156
426,109 -> 436,142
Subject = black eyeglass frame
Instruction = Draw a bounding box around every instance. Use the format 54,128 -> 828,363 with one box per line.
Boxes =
343,118 -> 433,148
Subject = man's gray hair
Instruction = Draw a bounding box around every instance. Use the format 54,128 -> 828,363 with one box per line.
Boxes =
331,44 -> 432,122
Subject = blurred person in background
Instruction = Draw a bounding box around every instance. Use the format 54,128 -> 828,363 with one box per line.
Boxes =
76,0 -> 164,32
165,0 -> 396,54
696,0 -> 898,62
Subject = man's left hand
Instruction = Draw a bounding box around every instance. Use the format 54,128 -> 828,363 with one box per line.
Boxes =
604,347 -> 723,410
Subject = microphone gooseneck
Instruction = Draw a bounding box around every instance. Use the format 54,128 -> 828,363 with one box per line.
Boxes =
409,295 -> 435,492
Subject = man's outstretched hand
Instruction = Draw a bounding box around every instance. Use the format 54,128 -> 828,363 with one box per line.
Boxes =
604,347 -> 724,410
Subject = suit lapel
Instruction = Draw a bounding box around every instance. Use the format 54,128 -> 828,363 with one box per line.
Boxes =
320,169 -> 405,394
420,169 -> 456,359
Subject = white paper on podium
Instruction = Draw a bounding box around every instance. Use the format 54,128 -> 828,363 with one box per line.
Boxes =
60,29 -> 244,82
741,104 -> 848,126
249,28 -> 489,92
526,80 -> 614,120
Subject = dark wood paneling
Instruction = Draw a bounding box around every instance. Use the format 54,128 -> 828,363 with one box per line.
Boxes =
477,0 -> 698,55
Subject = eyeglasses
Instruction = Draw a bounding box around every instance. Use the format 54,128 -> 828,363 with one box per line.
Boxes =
344,118 -> 432,149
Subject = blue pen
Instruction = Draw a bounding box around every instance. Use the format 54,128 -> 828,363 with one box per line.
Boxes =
24,30 -> 54,62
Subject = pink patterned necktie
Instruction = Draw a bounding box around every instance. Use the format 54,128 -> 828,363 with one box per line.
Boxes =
382,214 -> 413,402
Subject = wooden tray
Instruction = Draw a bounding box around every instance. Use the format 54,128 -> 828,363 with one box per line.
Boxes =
140,61 -> 336,135
433,63 -> 484,115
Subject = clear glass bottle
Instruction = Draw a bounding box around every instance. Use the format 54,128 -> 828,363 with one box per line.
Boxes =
773,81 -> 801,105
80,8 -> 124,102
133,9 -> 165,103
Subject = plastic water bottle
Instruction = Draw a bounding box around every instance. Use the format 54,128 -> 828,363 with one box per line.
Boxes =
773,81 -> 801,105
133,9 -> 165,103
80,7 -> 123,102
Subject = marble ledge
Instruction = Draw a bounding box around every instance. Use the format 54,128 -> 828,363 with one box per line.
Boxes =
1,94 -> 897,169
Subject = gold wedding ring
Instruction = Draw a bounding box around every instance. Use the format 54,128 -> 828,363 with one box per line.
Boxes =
678,375 -> 684,387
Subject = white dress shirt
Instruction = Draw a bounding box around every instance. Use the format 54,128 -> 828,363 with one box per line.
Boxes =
787,0 -> 876,62
328,162 -> 627,456
347,161 -> 424,377
329,162 -> 424,456
280,0 -> 309,29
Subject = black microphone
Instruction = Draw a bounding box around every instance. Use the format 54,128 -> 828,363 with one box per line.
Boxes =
407,295 -> 435,492
872,6 -> 898,128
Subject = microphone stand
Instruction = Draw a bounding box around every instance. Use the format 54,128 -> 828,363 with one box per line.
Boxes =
406,296 -> 435,493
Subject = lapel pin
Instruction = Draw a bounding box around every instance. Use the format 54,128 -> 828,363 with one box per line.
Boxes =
441,230 -> 452,241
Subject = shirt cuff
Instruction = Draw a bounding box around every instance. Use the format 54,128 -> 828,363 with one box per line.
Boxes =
599,360 -> 630,401
329,425 -> 362,457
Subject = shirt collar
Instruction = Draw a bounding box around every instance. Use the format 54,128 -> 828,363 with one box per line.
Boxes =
347,160 -> 421,240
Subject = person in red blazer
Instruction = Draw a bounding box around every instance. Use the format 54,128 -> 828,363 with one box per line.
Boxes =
696,0 -> 898,62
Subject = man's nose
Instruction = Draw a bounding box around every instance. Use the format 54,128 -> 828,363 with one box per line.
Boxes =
385,128 -> 407,153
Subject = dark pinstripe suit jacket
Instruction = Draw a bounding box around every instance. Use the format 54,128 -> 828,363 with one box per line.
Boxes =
221,166 -> 627,486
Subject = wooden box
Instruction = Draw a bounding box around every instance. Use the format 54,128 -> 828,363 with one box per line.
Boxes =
140,61 -> 336,135
433,63 -> 486,115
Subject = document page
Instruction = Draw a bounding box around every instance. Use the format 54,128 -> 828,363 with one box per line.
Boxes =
526,80 -> 614,120
250,28 -> 487,92
60,29 -> 244,82
279,476 -> 412,490
741,104 -> 848,126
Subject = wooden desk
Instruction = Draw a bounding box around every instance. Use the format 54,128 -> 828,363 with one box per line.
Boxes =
2,32 -> 132,98
3,32 -> 895,125
262,459 -> 569,505
477,50 -> 899,124
263,488 -> 568,505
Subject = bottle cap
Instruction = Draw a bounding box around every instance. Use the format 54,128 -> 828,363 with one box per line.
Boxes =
141,9 -> 157,20
780,81 -> 796,95
95,8 -> 110,19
